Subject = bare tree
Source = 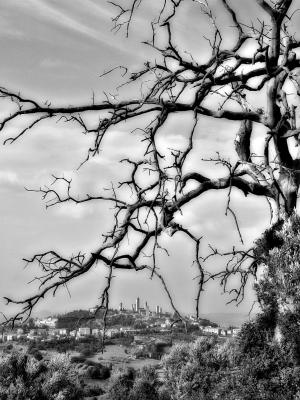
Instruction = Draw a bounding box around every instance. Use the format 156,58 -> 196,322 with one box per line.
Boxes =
2,0 -> 300,324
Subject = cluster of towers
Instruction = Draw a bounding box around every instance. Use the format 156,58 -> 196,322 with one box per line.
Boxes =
119,297 -> 162,316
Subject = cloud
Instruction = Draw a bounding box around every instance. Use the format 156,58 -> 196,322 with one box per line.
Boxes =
20,0 -> 136,54
26,0 -> 102,41
53,202 -> 93,219
0,16 -> 24,39
0,171 -> 21,190
40,58 -> 75,69
0,170 -> 18,183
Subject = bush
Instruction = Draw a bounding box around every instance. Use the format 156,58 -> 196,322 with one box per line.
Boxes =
70,355 -> 86,363
0,351 -> 84,400
129,367 -> 159,400
86,364 -> 111,380
108,368 -> 135,400
107,366 -> 165,400
33,350 -> 43,361
83,385 -> 104,397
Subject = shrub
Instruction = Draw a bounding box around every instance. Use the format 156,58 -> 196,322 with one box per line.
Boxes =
108,368 -> 135,400
33,350 -> 43,361
70,355 -> 86,363
83,385 -> 104,397
86,364 -> 111,380
0,351 -> 84,400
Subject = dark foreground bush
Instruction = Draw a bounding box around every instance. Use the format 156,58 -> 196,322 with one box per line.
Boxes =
0,351 -> 84,400
71,355 -> 86,363
86,364 -> 111,380
83,385 -> 104,397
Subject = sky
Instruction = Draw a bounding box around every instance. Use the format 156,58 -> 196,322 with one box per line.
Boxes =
0,0 -> 295,320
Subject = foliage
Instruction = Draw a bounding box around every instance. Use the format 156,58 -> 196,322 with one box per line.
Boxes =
157,331 -> 300,400
82,385 -> 104,397
255,214 -> 300,312
86,363 -> 110,380
26,335 -> 102,356
56,309 -> 94,331
162,337 -> 232,400
108,368 -> 136,400
0,351 -> 83,400
5,344 -> 13,352
106,313 -> 135,328
108,366 -> 164,400
154,218 -> 300,399
70,355 -> 86,364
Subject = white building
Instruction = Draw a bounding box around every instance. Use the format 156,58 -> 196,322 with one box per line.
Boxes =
202,326 -> 220,335
78,327 -> 91,336
105,328 -> 119,338
232,328 -> 241,337
35,317 -> 58,328
6,332 -> 16,341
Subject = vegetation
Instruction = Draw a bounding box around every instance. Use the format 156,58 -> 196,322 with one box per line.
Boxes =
0,351 -> 84,400
56,310 -> 93,331
26,335 -> 102,356
108,366 -> 161,400
107,217 -> 300,399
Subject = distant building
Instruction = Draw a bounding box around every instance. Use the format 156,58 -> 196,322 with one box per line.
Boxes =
202,326 -> 220,335
232,328 -> 241,337
155,305 -> 163,315
120,327 -> 139,335
78,327 -> 91,336
105,328 -> 119,338
35,317 -> 58,328
5,332 -> 16,341
119,302 -> 124,311
139,307 -> 146,315
135,297 -> 140,312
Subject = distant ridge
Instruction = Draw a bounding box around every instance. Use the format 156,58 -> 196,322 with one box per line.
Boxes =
199,312 -> 257,328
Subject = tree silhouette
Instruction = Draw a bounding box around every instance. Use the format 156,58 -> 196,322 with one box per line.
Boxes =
2,0 -> 300,324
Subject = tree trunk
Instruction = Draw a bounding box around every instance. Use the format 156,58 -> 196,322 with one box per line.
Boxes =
277,169 -> 299,217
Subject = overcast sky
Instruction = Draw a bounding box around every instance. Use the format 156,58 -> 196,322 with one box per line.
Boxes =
1,0 -> 295,320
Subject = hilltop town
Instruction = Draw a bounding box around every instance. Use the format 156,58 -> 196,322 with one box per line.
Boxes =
1,297 -> 240,346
